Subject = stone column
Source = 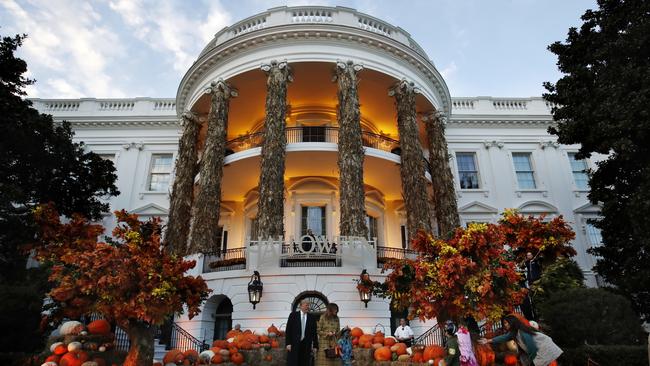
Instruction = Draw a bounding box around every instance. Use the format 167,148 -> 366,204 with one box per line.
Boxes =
256,61 -> 291,239
389,80 -> 433,239
165,111 -> 200,256
335,60 -> 368,238
423,111 -> 460,237
188,80 -> 236,254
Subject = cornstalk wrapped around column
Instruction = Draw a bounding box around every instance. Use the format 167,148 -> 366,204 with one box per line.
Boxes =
164,111 -> 200,256
424,111 -> 460,237
389,80 -> 433,239
188,80 -> 236,254
335,60 -> 368,238
256,60 -> 291,239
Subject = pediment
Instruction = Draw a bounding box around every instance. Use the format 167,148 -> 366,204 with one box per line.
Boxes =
458,201 -> 498,214
518,200 -> 558,214
573,202 -> 601,214
130,203 -> 168,216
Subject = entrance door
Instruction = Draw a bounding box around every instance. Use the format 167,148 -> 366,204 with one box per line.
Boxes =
213,297 -> 233,341
292,291 -> 329,323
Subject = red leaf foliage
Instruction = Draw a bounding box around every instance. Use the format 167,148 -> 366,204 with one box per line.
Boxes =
33,203 -> 211,328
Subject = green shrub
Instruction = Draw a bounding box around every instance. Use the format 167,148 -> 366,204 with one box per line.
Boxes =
538,287 -> 646,348
560,345 -> 648,366
530,258 -> 585,308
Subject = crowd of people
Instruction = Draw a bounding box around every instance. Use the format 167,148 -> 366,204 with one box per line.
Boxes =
281,299 -> 562,366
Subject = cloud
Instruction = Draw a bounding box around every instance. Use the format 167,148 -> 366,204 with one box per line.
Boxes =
109,0 -> 233,73
0,0 -> 126,98
441,61 -> 458,79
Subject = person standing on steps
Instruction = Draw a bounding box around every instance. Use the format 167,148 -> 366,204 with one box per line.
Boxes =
286,299 -> 319,366
394,318 -> 414,347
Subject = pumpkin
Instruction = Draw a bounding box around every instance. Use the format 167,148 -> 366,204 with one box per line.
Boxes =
362,342 -> 373,349
219,349 -> 230,356
60,351 -> 89,366
423,345 -> 445,361
60,321 -> 85,335
412,352 -> 424,362
383,336 -> 397,347
259,335 -> 270,343
352,337 -> 359,346
373,334 -> 385,344
199,350 -> 215,363
270,339 -> 279,348
374,346 -> 392,361
45,355 -> 61,363
397,354 -> 410,361
434,357 -> 445,366
87,319 -> 111,335
228,345 -> 239,355
54,343 -> 68,355
162,350 -> 183,365
226,329 -> 241,339
475,344 -> 496,366
549,361 -> 558,366
210,354 -> 223,364
230,352 -> 244,365
50,342 -> 65,353
213,340 -> 229,349
504,354 -> 518,366
68,342 -> 83,353
41,363 -> 58,366
91,359 -> 105,366
391,343 -> 408,356
359,334 -> 373,345
267,324 -> 279,335
183,349 -> 198,362
84,342 -> 99,351
350,327 -> 364,337
372,343 -> 383,349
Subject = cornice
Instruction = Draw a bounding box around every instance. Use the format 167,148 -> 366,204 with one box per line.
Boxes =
55,119 -> 181,128
448,118 -> 554,126
176,24 -> 452,117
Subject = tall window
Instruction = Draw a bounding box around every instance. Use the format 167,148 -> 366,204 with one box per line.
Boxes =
366,215 -> 378,243
148,154 -> 173,191
249,217 -> 259,239
512,152 -> 536,189
456,152 -> 480,189
215,226 -> 228,252
301,206 -> 326,236
585,222 -> 603,248
400,225 -> 407,249
568,153 -> 589,190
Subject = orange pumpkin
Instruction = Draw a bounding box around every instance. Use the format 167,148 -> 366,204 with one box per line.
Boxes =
226,329 -> 242,339
412,352 -> 424,362
230,352 -> 245,365
228,345 -> 239,354
350,327 -> 364,337
87,319 -> 111,335
54,344 -> 68,355
183,349 -> 199,361
59,351 -> 89,366
549,361 -> 558,366
162,350 -> 183,365
383,337 -> 396,347
259,335 -> 270,343
423,345 -> 446,361
504,354 -> 518,366
352,337 -> 359,346
270,339 -> 280,348
268,324 -> 279,335
391,342 -> 408,356
238,340 -> 252,350
213,340 -> 229,349
45,355 -> 61,363
359,334 -> 373,344
210,354 -> 223,364
374,346 -> 392,361
373,334 -> 385,344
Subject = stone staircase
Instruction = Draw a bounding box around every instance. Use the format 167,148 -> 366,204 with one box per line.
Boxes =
153,338 -> 167,363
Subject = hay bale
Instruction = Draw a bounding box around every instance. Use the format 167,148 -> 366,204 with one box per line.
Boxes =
352,348 -> 374,366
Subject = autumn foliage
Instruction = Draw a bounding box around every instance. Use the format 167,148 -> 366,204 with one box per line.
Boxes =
382,210 -> 575,322
33,203 -> 211,365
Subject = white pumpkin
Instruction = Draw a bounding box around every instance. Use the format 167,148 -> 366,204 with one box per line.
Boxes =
81,362 -> 99,366
98,346 -> 106,352
198,350 -> 215,362
80,330 -> 88,336
50,341 -> 64,353
41,362 -> 58,366
60,320 -> 85,335
67,341 -> 83,352
227,337 -> 235,343
406,346 -> 413,355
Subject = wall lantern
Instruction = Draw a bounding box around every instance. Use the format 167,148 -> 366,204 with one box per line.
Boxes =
358,269 -> 372,308
247,270 -> 263,309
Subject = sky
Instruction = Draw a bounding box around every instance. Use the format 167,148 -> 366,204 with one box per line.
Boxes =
1,0 -> 597,99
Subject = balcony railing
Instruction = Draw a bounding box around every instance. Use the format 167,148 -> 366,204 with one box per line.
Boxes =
225,126 -> 400,154
202,248 -> 247,273
376,246 -> 418,268
280,242 -> 341,267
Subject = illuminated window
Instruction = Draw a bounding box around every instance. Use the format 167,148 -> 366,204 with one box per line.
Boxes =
148,154 -> 173,191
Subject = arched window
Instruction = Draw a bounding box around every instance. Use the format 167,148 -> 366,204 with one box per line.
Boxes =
292,291 -> 329,321
213,297 -> 233,341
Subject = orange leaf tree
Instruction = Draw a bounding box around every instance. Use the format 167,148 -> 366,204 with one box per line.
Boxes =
381,210 -> 575,323
34,204 -> 211,366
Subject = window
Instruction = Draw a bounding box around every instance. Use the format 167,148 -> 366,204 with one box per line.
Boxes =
400,225 -> 407,249
585,223 -> 603,248
456,152 -> 480,189
366,215 -> 378,243
249,217 -> 259,239
148,154 -> 173,191
301,206 -> 326,236
512,152 -> 536,189
568,153 -> 589,190
302,126 -> 326,142
214,226 -> 228,252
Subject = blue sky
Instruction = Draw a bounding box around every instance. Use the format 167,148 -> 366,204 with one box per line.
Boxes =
1,0 -> 596,99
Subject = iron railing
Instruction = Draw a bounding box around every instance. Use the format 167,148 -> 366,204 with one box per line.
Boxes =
161,322 -> 209,352
376,246 -> 418,268
202,248 -> 247,273
413,323 -> 445,346
280,243 -> 341,267
225,126 -> 400,154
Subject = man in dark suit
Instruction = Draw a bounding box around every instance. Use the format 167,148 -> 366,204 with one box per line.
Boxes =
286,299 -> 318,366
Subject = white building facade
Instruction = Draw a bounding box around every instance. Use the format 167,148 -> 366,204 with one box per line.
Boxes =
31,6 -> 602,345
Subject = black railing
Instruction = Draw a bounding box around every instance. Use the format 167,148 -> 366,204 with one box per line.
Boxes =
376,246 -> 418,268
280,243 -> 341,267
203,248 -> 247,273
162,322 -> 208,352
413,323 -> 446,346
225,127 -> 400,154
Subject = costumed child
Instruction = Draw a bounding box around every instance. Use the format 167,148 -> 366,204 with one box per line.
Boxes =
337,326 -> 354,366
442,321 -> 460,366
456,323 -> 479,366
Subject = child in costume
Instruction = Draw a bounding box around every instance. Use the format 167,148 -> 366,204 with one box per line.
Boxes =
337,326 -> 354,366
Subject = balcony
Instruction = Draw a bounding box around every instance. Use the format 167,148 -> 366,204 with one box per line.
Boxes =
225,126 -> 400,155
202,248 -> 247,273
376,246 -> 418,268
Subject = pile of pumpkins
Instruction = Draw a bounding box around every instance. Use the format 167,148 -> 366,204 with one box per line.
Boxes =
157,324 -> 284,366
41,319 -> 115,366
349,327 -> 448,364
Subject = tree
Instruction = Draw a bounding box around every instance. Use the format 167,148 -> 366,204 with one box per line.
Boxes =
0,34 -> 118,356
381,211 -> 575,323
543,0 -> 650,320
34,204 -> 210,366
